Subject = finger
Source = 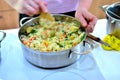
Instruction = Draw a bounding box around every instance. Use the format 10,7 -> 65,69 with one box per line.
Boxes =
25,0 -> 39,10
75,13 -> 88,27
24,0 -> 40,14
36,0 -> 48,13
82,10 -> 95,22
82,11 -> 97,32
87,16 -> 97,33
88,16 -> 97,28
21,4 -> 37,16
89,16 -> 97,28
86,24 -> 94,33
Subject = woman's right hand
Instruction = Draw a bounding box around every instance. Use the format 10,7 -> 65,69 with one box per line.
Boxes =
5,0 -> 48,16
20,0 -> 48,16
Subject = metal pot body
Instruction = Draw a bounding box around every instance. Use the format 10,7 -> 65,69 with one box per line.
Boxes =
106,17 -> 120,34
102,2 -> 120,34
21,41 -> 83,68
18,14 -> 93,68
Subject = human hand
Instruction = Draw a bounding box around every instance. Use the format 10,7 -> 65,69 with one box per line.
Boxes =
19,0 -> 48,16
75,8 -> 97,33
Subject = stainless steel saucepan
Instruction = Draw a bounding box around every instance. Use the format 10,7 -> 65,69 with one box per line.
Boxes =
101,2 -> 120,37
18,14 -> 94,68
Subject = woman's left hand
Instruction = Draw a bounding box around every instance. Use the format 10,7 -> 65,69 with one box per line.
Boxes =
75,7 -> 97,33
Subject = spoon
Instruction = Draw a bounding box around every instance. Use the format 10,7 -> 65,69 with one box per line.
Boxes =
79,27 -> 110,47
87,33 -> 111,47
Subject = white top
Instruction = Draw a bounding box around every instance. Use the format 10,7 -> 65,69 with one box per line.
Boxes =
5,0 -> 79,13
44,0 -> 79,13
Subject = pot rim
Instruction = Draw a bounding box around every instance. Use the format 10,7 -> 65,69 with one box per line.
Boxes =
105,2 -> 120,21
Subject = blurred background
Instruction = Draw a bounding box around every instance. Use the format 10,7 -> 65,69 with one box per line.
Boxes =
0,0 -> 119,30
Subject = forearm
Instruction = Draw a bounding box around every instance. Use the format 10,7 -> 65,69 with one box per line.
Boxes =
77,0 -> 93,10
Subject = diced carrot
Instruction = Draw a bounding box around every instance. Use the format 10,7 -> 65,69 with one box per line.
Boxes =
73,42 -> 77,46
43,40 -> 49,47
29,36 -> 36,42
22,40 -> 30,46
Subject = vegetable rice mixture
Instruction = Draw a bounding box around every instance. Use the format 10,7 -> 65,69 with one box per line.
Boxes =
20,19 -> 85,52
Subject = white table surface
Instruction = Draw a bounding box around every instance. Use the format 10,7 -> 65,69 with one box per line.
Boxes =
0,19 -> 120,80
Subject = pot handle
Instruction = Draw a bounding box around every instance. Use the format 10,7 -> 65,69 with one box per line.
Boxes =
20,17 -> 33,26
71,38 -> 98,55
